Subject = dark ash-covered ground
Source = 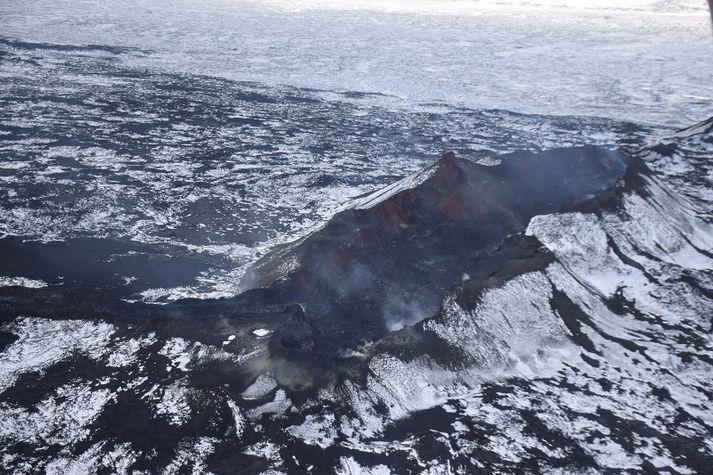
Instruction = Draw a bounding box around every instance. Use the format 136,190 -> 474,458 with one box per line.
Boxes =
1,34 -> 713,475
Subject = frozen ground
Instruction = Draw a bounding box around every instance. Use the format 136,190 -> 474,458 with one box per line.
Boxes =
0,1 -> 712,473
0,119 -> 711,474
0,24 -> 674,301
1,0 -> 711,126
1,1 -> 711,302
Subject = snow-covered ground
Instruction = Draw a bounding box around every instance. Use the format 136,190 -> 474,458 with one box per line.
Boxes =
1,0 -> 711,126
1,121 -> 712,474
2,0 -> 710,301
1,1 -> 712,473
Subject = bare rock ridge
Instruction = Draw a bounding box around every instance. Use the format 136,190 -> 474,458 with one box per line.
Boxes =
1,118 -> 712,473
0,126 -> 705,390
0,145 -> 645,383
240,146 -> 630,354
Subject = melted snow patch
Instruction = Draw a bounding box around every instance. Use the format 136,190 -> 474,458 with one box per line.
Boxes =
158,337 -> 239,373
158,338 -> 194,372
44,444 -> 103,475
222,334 -> 236,346
337,457 -> 391,475
247,389 -> 292,418
475,156 -> 501,167
252,328 -> 270,337
154,381 -> 192,426
138,285 -> 240,303
0,383 -> 112,446
243,441 -> 283,468
162,437 -> 218,475
41,442 -> 138,474
287,413 -> 337,448
0,276 -> 48,288
242,373 -> 278,400
0,318 -> 114,393
227,398 -> 245,437
106,333 -> 157,368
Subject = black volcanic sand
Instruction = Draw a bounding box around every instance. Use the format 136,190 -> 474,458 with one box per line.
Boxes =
0,145 -> 634,393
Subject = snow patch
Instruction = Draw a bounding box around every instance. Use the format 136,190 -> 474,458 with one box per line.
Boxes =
0,318 -> 114,393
